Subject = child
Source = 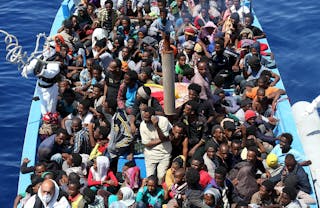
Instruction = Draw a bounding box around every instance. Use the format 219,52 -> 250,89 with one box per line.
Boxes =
68,180 -> 85,207
122,161 -> 141,191
167,168 -> 187,205
190,157 -> 212,189
175,53 -> 191,82
203,188 -> 222,208
87,156 -> 118,193
164,156 -> 184,191
136,175 -> 165,208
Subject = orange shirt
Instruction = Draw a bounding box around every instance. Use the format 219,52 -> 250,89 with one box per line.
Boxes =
246,86 -> 279,99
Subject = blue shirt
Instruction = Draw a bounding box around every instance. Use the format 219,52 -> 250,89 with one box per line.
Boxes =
270,144 -> 306,165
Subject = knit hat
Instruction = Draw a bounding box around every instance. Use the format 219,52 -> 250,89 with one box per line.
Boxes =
137,86 -> 151,100
266,153 -> 278,168
184,26 -> 196,36
245,110 -> 256,121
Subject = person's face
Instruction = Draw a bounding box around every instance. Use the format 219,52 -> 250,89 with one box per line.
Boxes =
127,39 -> 135,48
124,74 -> 135,87
172,126 -> 184,139
259,185 -> 269,199
251,47 -> 258,56
215,43 -> 223,55
55,133 -> 67,145
231,142 -> 241,156
117,190 -> 124,200
143,111 -> 152,123
174,171 -> 184,184
178,56 -> 186,66
207,147 -> 216,159
204,194 -> 215,206
87,5 -> 94,15
280,192 -> 291,206
105,3 -> 112,13
257,90 -> 266,101
280,136 -> 291,153
257,79 -> 267,89
41,182 -> 55,201
68,184 -> 79,197
92,69 -> 101,80
142,51 -> 150,60
183,104 -> 193,116
77,103 -> 88,116
285,158 -> 296,172
233,0 -> 240,8
160,11 -> 167,21
219,146 -> 229,160
60,46 -> 68,58
246,150 -> 257,163
92,87 -> 101,98
224,129 -> 233,138
66,154 -> 73,166
191,160 -> 201,171
121,19 -> 129,28
213,128 -> 224,141
147,180 -> 157,193
171,163 -> 179,175
139,72 -> 148,82
188,90 -> 198,101
108,61 -> 119,72
214,173 -> 225,187
71,120 -> 82,133
197,62 -> 206,76
35,165 -> 46,176
244,17 -> 252,28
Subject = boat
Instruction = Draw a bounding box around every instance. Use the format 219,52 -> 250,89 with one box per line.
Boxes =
10,0 -> 319,207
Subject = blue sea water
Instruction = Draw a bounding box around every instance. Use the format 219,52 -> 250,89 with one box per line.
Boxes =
0,0 -> 319,206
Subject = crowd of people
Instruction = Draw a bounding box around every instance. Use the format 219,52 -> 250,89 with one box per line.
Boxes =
14,0 -> 316,207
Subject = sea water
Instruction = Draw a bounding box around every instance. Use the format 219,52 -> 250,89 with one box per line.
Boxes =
0,0 -> 319,206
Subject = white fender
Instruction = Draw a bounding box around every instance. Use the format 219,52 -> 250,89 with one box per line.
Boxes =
292,101 -> 320,202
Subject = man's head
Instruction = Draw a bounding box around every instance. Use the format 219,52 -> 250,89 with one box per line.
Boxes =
214,166 -> 227,187
142,107 -> 155,123
231,139 -> 242,156
54,128 -> 68,145
188,83 -> 201,101
71,117 -> 82,133
218,143 -> 229,161
172,122 -> 186,139
259,180 -> 275,199
40,179 -> 56,204
285,154 -> 297,172
280,186 -> 297,206
279,133 -> 293,153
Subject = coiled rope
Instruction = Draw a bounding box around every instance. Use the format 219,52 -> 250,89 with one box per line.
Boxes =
0,30 -> 47,70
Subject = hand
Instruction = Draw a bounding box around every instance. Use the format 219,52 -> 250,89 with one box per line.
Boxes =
62,153 -> 69,160
141,178 -> 148,187
126,153 -> 133,161
23,158 -> 30,164
266,170 -> 271,179
130,123 -> 137,134
268,116 -> 278,125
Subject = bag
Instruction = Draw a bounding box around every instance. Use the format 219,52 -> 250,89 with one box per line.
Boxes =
108,109 -> 134,157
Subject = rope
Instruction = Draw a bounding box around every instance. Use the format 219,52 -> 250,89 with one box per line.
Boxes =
0,29 -> 47,70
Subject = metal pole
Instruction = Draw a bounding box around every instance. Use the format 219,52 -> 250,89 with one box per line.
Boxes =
161,35 -> 175,115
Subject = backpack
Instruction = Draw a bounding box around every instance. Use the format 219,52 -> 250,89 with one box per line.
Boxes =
107,109 -> 134,158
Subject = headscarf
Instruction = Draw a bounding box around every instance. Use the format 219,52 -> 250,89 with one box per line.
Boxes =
240,28 -> 254,39
204,188 -> 221,207
91,156 -> 110,181
119,187 -> 135,206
